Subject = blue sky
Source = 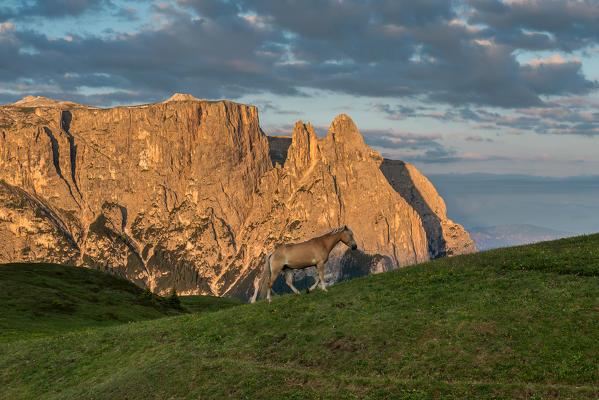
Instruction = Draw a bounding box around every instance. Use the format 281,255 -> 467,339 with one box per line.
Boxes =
1,0 -> 598,233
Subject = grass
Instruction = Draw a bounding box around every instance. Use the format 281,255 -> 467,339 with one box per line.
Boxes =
179,294 -> 243,313
0,263 -> 236,342
1,234 -> 599,398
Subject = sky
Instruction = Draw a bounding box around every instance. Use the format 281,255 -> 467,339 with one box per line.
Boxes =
1,0 -> 598,234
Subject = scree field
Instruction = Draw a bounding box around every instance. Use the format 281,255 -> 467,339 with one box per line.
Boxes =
1,234 -> 599,399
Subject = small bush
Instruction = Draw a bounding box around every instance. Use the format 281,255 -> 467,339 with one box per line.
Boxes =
139,287 -> 159,306
141,287 -> 153,300
166,287 -> 182,309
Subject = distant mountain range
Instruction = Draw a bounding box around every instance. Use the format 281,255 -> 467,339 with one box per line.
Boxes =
468,224 -> 575,251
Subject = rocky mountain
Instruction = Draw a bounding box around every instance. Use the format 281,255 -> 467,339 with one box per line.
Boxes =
0,95 -> 476,300
468,224 -> 574,251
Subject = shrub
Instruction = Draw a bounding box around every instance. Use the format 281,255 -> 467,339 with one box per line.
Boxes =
166,287 -> 182,309
140,287 -> 154,301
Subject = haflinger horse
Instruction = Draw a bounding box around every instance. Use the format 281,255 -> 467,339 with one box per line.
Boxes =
257,226 -> 358,302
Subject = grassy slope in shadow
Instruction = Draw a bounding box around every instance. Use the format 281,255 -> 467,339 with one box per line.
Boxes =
0,263 -> 241,342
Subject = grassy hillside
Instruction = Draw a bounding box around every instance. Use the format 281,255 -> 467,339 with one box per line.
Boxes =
2,234 -> 599,399
179,294 -> 243,313
0,263 -> 187,342
0,263 -> 240,342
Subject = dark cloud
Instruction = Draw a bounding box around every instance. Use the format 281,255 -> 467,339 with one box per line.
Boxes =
399,151 -> 516,165
519,58 -> 597,96
374,96 -> 599,137
405,148 -> 463,164
1,0 -> 598,111
247,99 -> 300,115
466,0 -> 599,51
0,5 -> 297,105
360,128 -> 478,164
486,29 -> 558,52
176,0 -> 239,19
460,134 -> 494,142
360,128 -> 444,151
0,0 -> 114,20
374,103 -> 423,120
473,104 -> 599,136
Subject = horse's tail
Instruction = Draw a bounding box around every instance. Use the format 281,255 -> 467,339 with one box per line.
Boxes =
258,252 -> 273,300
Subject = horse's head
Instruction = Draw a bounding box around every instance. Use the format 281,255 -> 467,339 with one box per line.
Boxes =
340,225 -> 358,250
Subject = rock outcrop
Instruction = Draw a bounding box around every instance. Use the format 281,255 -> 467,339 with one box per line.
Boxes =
0,95 -> 476,300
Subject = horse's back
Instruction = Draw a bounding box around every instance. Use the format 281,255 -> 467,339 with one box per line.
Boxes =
270,240 -> 326,269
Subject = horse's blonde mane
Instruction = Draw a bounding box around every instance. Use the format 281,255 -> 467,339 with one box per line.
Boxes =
324,226 -> 349,235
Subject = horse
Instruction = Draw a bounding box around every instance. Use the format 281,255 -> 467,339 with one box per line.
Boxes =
257,226 -> 358,302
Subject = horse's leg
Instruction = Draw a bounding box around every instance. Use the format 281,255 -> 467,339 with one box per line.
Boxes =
308,266 -> 320,292
308,278 -> 320,292
267,262 -> 283,303
285,269 -> 301,294
317,262 -> 327,292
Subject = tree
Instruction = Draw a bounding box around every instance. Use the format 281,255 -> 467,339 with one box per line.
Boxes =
167,286 -> 181,309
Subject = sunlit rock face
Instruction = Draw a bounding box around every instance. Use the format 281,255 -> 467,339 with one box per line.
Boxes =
0,95 -> 475,300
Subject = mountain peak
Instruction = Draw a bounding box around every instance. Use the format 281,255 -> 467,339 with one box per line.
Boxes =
164,93 -> 201,102
325,113 -> 368,152
8,95 -> 84,108
328,114 -> 362,141
13,96 -> 60,107
332,113 -> 353,123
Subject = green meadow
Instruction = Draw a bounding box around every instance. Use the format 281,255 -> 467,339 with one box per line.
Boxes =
1,234 -> 599,399
0,262 -> 241,342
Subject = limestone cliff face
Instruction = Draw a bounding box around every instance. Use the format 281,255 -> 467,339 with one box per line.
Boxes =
0,96 -> 270,295
379,159 -> 477,258
0,96 -> 475,300
230,117 -> 432,300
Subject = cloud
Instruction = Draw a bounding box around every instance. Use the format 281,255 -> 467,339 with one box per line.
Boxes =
0,4 -> 299,105
401,151 -> 510,164
448,133 -> 494,142
375,95 -> 599,137
358,127 -> 472,164
115,6 -> 139,21
374,103 -> 423,120
1,0 -> 598,111
466,0 -> 599,51
475,103 -> 599,136
519,55 -> 596,96
175,0 -> 240,19
0,0 -> 114,20
261,124 -> 294,136
248,99 -> 300,115
360,128 -> 444,150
